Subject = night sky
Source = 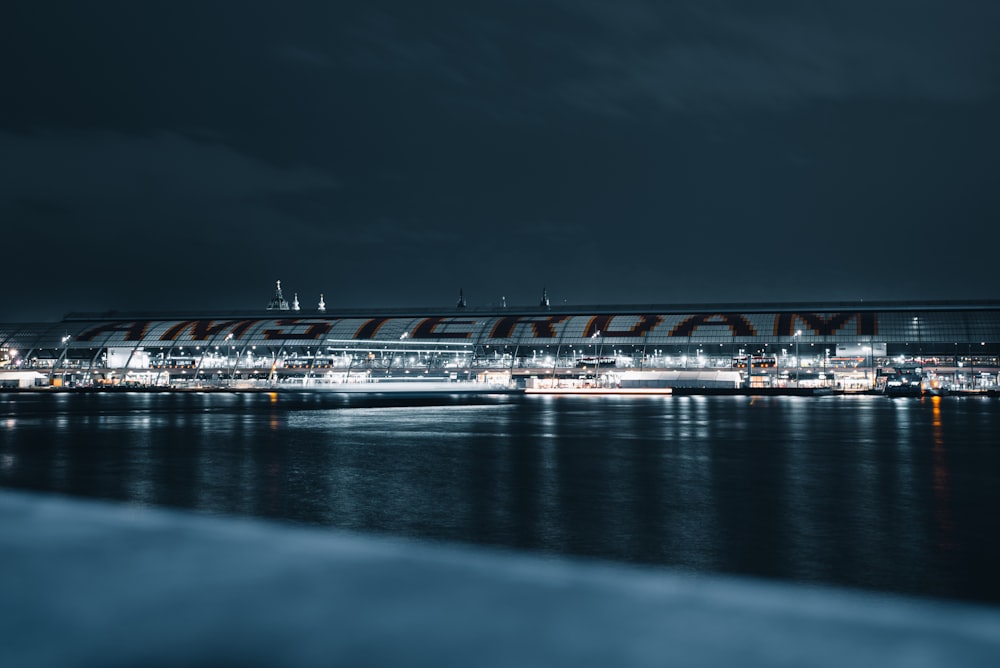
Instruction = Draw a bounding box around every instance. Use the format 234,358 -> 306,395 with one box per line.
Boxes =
3,2 -> 999,321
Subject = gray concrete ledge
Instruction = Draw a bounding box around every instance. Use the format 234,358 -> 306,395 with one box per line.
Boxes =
2,490 -> 998,667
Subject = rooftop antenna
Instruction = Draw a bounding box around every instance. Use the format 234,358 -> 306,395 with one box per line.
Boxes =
318,293 -> 326,312
457,288 -> 467,309
292,292 -> 300,311
539,287 -> 550,309
267,280 -> 290,311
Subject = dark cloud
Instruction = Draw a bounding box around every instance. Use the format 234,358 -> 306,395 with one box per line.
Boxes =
0,131 -> 338,315
2,2 -> 998,320
557,1 -> 1000,114
273,45 -> 334,69
0,131 -> 336,202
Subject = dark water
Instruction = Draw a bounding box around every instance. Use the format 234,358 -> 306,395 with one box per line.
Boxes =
2,391 -> 999,603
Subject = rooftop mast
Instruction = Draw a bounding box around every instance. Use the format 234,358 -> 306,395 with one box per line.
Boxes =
266,280 -> 290,311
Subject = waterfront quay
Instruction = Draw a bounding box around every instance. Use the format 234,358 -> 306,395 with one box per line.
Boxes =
4,489 -> 999,668
3,289 -> 998,395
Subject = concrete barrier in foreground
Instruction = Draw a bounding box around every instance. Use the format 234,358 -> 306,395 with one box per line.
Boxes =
1,490 -> 998,668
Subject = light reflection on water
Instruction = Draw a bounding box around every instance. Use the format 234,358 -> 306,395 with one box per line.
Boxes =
1,392 -> 999,603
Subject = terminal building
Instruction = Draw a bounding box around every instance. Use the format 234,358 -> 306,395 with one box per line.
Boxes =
1,282 -> 998,392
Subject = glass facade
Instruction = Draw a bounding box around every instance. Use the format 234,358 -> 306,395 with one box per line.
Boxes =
2,302 -> 998,391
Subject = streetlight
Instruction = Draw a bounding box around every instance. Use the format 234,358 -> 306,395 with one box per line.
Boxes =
591,330 -> 602,387
59,335 -> 72,386
866,344 -> 873,389
794,330 -> 802,386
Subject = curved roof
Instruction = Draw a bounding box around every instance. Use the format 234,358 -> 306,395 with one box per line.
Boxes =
3,300 -> 999,352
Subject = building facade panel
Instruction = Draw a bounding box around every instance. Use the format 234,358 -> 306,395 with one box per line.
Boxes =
2,301 -> 997,389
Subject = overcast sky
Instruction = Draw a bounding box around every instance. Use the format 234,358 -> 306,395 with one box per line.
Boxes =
3,1 -> 999,320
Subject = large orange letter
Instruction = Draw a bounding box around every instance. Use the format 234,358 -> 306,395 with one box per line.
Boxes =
583,315 -> 662,338
490,315 -> 570,339
76,321 -> 151,342
261,319 -> 333,341
670,314 -> 756,337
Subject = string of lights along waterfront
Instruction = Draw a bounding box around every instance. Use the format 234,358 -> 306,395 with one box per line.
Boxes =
1,283 -> 998,394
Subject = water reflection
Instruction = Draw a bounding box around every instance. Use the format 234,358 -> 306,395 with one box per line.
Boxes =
931,396 -> 955,551
1,392 -> 998,603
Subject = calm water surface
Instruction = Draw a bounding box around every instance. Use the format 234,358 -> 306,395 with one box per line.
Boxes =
2,391 -> 999,603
